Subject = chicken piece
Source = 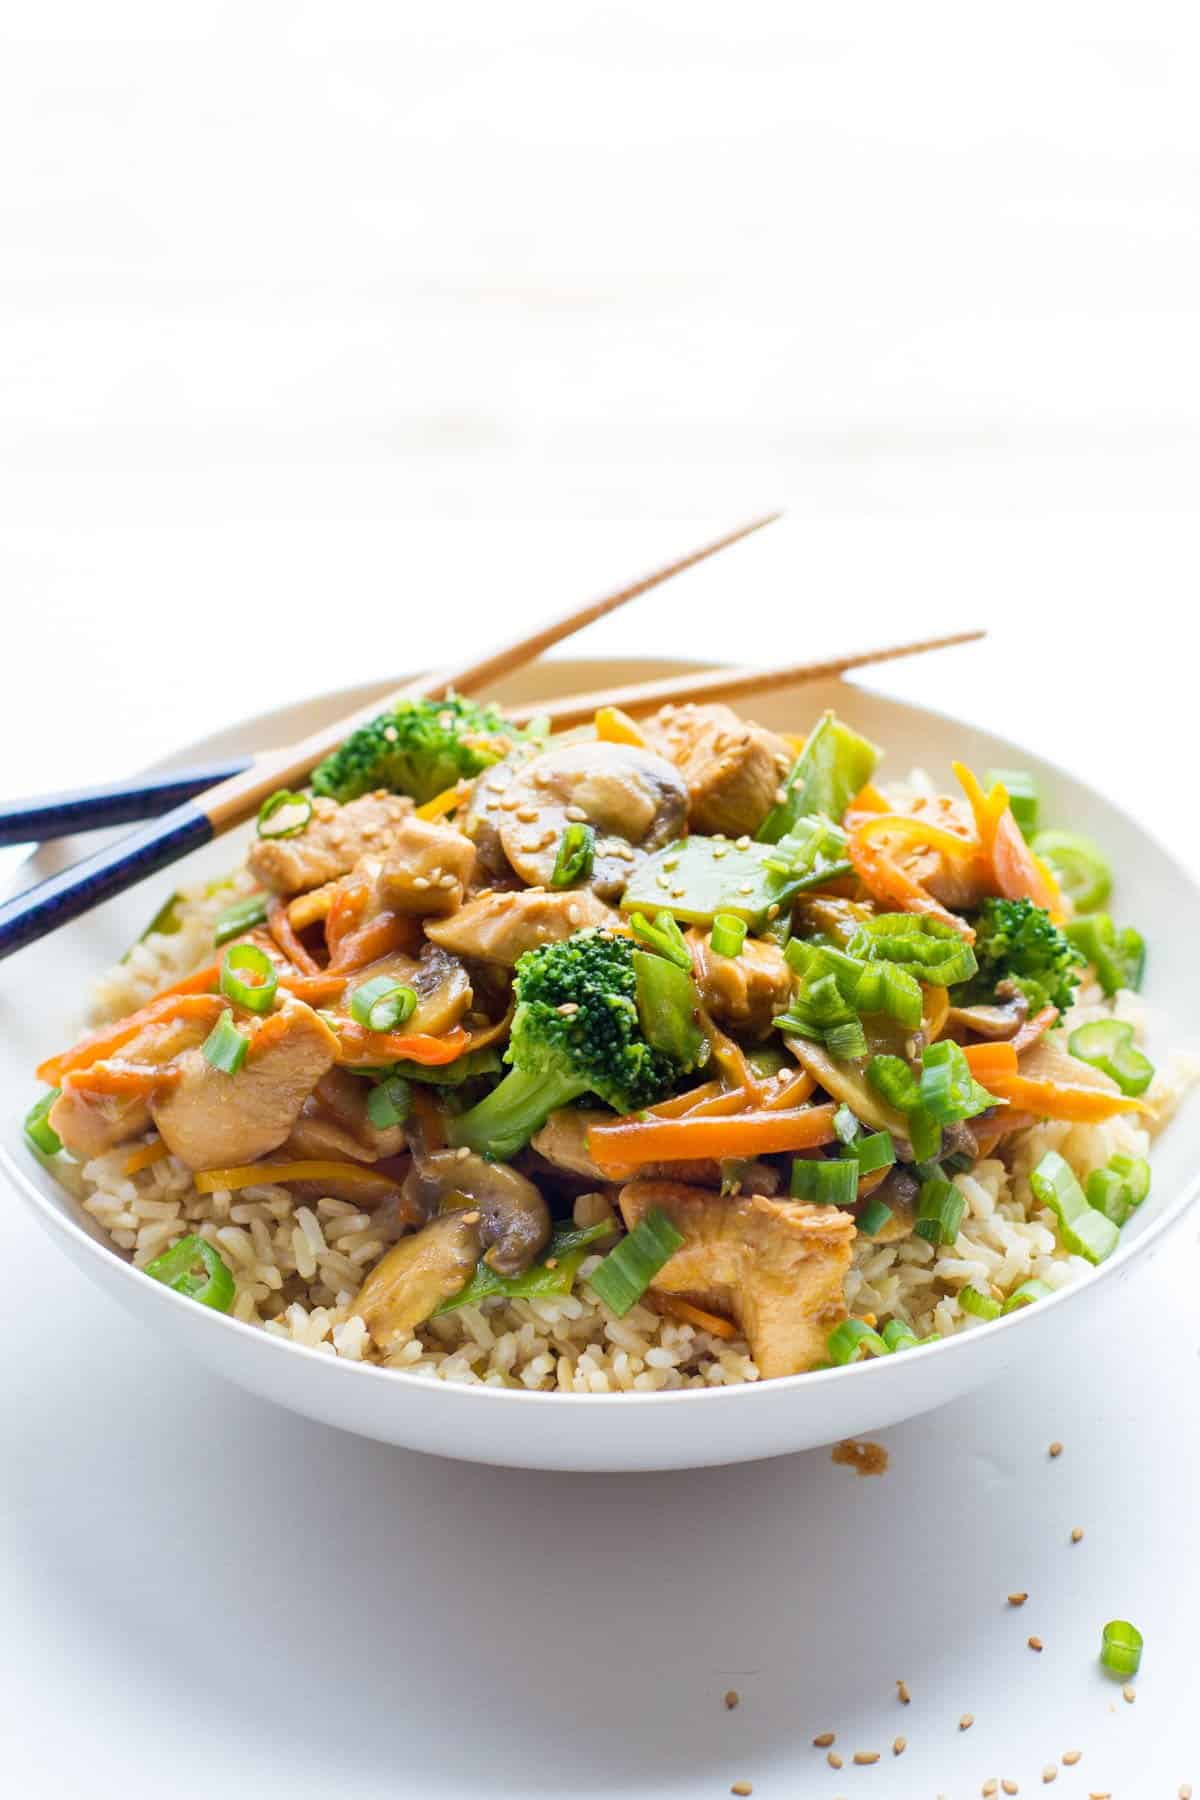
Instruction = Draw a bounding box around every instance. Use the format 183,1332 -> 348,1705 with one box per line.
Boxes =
285,1068 -> 407,1165
376,816 -> 477,917
247,792 -> 414,896
618,1179 -> 854,1377
531,1108 -> 781,1196
425,886 -> 618,965
690,930 -> 793,1040
150,995 -> 339,1170
48,1014 -> 215,1160
643,703 -> 792,838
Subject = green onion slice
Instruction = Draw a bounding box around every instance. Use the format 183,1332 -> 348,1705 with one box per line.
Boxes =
587,1208 -> 684,1316
219,942 -> 279,1015
1064,914 -> 1145,995
710,912 -> 748,958
959,1284 -> 1002,1321
145,1234 -> 235,1310
367,1075 -> 412,1129
987,769 -> 1039,837
256,789 -> 314,840
214,892 -> 269,947
826,1317 -> 888,1364
349,975 -> 418,1033
881,1318 -> 922,1352
920,1040 -> 997,1124
24,1089 -> 62,1155
1003,1278 -> 1054,1312
1100,1619 -> 1143,1680
852,1131 -> 896,1177
791,1156 -> 859,1208
550,821 -> 596,888
1032,829 -> 1112,913
202,1009 -> 249,1074
1068,1019 -> 1154,1097
628,908 -> 693,971
915,1177 -> 966,1247
855,1197 -> 894,1237
833,1103 -> 859,1145
847,912 -> 978,987
1086,1153 -> 1150,1226
1029,1149 -> 1119,1264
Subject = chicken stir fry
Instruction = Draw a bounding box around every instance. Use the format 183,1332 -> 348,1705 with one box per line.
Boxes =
28,691 -> 1156,1385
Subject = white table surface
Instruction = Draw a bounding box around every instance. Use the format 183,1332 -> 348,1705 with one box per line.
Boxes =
3,7 -> 1200,1793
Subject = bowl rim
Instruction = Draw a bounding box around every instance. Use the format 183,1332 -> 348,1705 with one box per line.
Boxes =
4,665 -> 1198,1410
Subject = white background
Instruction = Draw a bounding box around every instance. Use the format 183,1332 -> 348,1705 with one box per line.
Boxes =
2,6 -> 1199,1796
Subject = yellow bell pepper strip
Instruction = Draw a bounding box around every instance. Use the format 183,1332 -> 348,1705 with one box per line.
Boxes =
194,1160 -> 399,1198
594,706 -> 647,747
953,762 -> 1062,913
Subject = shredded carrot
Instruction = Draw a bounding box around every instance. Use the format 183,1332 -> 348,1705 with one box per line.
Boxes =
123,1140 -> 170,1176
847,816 -> 976,940
278,972 -> 350,1005
655,1295 -> 739,1340
334,1023 -> 471,1067
268,898 -> 320,975
193,1160 -> 397,1196
153,960 -> 222,999
287,882 -> 337,930
1011,1004 -> 1059,1054
62,1059 -> 180,1099
416,782 -> 468,822
329,909 -> 417,973
38,992 -> 225,1086
961,1041 -> 1020,1082
983,1070 -> 1150,1123
588,1103 -> 837,1174
763,1069 -> 816,1111
594,705 -> 647,747
849,782 -> 891,815
673,1088 -> 748,1121
644,1081 -> 726,1120
953,762 -> 1061,913
699,1009 -> 763,1100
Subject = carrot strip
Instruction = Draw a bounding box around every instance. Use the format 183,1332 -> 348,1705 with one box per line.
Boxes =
153,961 -> 222,999
278,973 -> 350,1005
961,1041 -> 1020,1082
63,1059 -> 181,1099
594,705 -> 647,747
952,762 -> 1061,913
983,1071 -> 1149,1123
654,1295 -> 739,1340
268,898 -> 320,976
644,1081 -> 726,1120
416,783 -> 468,822
38,992 -> 225,1086
588,1104 -> 837,1174
674,1089 -> 748,1120
699,1010 -> 763,1100
329,909 -> 417,973
334,1023 -> 471,1067
194,1160 -> 397,1196
287,882 -> 337,930
850,782 -> 891,814
1011,1004 -> 1059,1054
123,1140 -> 171,1175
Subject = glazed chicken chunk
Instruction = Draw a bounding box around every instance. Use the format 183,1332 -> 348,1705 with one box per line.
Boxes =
248,792 -> 415,896
425,886 -> 618,965
643,702 -> 793,838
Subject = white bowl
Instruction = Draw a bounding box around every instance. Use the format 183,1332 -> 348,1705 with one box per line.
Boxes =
3,661 -> 1197,1471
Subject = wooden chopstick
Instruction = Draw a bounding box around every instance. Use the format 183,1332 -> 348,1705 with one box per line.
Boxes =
512,627 -> 987,728
0,516 -> 778,960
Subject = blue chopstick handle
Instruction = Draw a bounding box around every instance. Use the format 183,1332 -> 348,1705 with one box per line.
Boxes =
0,758 -> 251,847
0,803 -> 215,963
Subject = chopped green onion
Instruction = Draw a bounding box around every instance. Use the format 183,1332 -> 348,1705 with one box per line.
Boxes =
1003,1278 -> 1054,1312
587,1208 -> 684,1316
760,814 -> 851,888
855,1197 -> 894,1237
1099,1619 -> 1143,1680
1086,1153 -> 1151,1226
868,1054 -> 920,1111
881,1318 -> 921,1352
710,912 -> 748,958
832,1103 -> 859,1145
959,1284 -> 1002,1321
852,1131 -> 896,1176
914,1177 -> 966,1247
213,892 -> 270,947
628,908 -> 693,970
550,821 -> 596,888
920,1040 -> 997,1125
632,950 -> 708,1070
436,1220 -> 613,1313
24,1090 -> 62,1155
852,958 -> 924,1028
824,1017 -> 868,1061
791,1156 -> 859,1208
758,711 -> 880,843
1032,830 -> 1112,913
349,975 -> 418,1033
256,789 -> 313,840
847,912 -> 978,988
1029,1149 -> 1119,1264
145,1234 -> 235,1310
1068,1019 -> 1154,1097
826,1317 -> 888,1364
1064,914 -> 1145,995
1109,1151 -> 1151,1203
987,769 -> 1039,837
366,1075 -> 412,1129
202,1009 -> 249,1075
219,942 -> 279,1015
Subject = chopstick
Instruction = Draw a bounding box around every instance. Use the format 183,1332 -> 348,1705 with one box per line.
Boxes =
0,623 -> 983,846
0,515 -> 778,960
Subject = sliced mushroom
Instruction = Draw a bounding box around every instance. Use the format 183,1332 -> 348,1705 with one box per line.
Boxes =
496,740 -> 688,899
405,1147 -> 551,1276
335,943 -> 473,1039
783,1035 -> 913,1152
945,997 -> 1028,1040
350,1211 -> 482,1347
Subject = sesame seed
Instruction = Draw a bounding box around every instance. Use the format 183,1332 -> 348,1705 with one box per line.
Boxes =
853,1752 -> 880,1765
960,1713 -> 974,1731
1071,1527 -> 1084,1543
411,875 -> 430,889
1062,1752 -> 1082,1767
827,1751 -> 843,1769
896,1679 -> 911,1704
544,1257 -> 558,1270
557,1002 -> 580,1016
671,886 -> 686,898
773,787 -> 787,804
662,856 -> 679,871
1042,1768 -> 1057,1784
383,725 -> 398,742
1049,1440 -> 1063,1457
1008,1592 -> 1028,1606
563,805 -> 587,822
812,1732 -> 835,1748
460,1210 -> 480,1224
723,1690 -> 739,1710
1028,1636 -> 1044,1652
1123,1684 -> 1136,1703
566,905 -> 581,924
766,903 -> 780,919
1002,1784 -> 1019,1796
455,1146 -> 471,1162
730,1786 -> 752,1798
736,882 -> 754,895
1090,1793 -> 1113,1799
892,1736 -> 906,1755
438,873 -> 457,888
735,835 -> 751,850
515,806 -> 538,823
983,1785 -> 999,1798
712,845 -> 729,859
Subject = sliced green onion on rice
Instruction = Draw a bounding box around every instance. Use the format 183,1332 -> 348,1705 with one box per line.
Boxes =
959,1284 -> 1002,1321
24,1090 -> 62,1155
587,1208 -> 684,1317
145,1234 -> 235,1311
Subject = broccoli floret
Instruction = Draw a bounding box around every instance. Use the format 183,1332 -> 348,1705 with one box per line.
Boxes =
446,931 -> 690,1159
311,694 -> 538,805
963,897 -> 1084,1016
